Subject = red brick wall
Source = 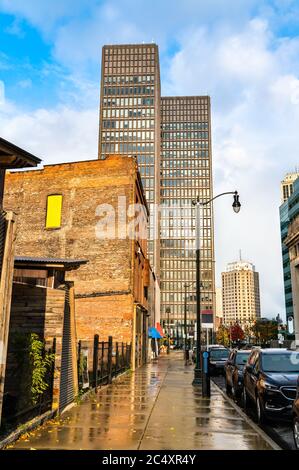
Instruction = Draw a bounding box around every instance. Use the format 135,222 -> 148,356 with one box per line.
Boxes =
4,156 -> 149,344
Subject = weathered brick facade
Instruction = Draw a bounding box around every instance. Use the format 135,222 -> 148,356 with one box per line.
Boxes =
4,156 -> 151,366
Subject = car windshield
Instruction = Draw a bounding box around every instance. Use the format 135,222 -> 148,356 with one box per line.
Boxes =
262,353 -> 299,373
236,352 -> 250,365
210,349 -> 229,360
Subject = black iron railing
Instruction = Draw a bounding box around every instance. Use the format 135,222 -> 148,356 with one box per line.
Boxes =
77,335 -> 131,392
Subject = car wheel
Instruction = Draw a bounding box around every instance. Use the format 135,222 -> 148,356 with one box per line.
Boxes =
225,378 -> 232,394
243,387 -> 249,409
294,417 -> 299,450
256,394 -> 266,425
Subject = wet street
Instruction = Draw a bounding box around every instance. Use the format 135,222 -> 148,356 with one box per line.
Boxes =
10,352 -> 278,450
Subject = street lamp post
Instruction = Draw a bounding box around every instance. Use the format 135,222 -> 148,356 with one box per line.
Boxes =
184,281 -> 196,365
166,308 -> 171,354
192,191 -> 241,387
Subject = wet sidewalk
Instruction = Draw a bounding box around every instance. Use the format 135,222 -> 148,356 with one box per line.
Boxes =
10,352 -> 278,450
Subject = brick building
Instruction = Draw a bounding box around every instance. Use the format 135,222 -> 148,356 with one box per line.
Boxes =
4,155 -> 152,369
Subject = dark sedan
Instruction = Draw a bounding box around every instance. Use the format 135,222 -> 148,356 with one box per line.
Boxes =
225,349 -> 251,400
209,347 -> 230,376
293,377 -> 299,450
243,348 -> 299,424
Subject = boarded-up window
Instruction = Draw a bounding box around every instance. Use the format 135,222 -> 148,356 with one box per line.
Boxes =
46,195 -> 63,229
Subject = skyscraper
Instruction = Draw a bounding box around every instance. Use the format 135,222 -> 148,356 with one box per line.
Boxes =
98,44 -> 215,331
222,260 -> 261,327
160,97 -> 215,335
98,44 -> 161,276
280,172 -> 299,333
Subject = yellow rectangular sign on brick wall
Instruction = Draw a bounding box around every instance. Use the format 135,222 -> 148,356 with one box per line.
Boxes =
46,195 -> 63,228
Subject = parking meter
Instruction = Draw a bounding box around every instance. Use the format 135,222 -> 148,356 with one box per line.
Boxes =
202,350 -> 211,397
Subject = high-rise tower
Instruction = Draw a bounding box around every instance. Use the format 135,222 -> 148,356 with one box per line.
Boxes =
160,96 -> 215,337
98,44 -> 161,277
222,260 -> 261,326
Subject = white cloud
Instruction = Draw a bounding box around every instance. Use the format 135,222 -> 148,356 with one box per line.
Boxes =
0,100 -> 98,164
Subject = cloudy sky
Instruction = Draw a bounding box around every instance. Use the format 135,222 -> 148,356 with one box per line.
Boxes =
1,0 -> 299,320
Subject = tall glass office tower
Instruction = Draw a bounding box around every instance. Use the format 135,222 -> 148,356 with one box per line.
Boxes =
160,97 -> 215,338
98,44 -> 161,276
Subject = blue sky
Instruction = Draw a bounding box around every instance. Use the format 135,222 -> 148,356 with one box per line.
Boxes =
1,0 -> 299,319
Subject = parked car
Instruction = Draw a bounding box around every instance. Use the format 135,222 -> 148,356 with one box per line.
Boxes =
243,348 -> 299,424
191,344 -> 227,365
293,377 -> 299,450
209,347 -> 230,376
225,349 -> 251,400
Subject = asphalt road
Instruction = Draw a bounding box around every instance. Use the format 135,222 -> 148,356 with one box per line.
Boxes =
212,375 -> 296,450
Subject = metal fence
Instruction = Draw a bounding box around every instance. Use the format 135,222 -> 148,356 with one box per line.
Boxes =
1,338 -> 55,430
77,335 -> 131,392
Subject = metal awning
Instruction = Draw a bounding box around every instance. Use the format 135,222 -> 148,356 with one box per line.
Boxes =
14,256 -> 88,271
0,137 -> 41,169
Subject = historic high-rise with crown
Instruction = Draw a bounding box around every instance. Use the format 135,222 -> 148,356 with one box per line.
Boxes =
98,44 -> 215,337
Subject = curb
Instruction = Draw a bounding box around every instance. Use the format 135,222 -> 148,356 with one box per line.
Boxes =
212,381 -> 281,450
0,409 -> 56,450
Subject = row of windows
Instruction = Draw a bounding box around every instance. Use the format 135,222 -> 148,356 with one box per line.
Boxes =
139,166 -> 155,177
161,293 -> 213,302
162,132 -> 209,140
162,169 -> 210,177
160,229 -> 212,239
102,108 -> 155,118
102,131 -> 155,141
162,103 -> 208,110
161,238 -> 211,249
162,122 -> 208,131
103,89 -> 154,102
161,178 -> 210,188
104,87 -> 155,99
104,58 -> 155,66
161,305 -> 212,316
102,119 -> 154,129
160,207 -> 211,217
104,47 -> 156,55
137,155 -> 154,165
162,141 -> 209,149
161,188 -> 211,198
161,254 -> 212,267
161,281 -> 212,291
101,143 -> 154,153
104,75 -> 155,84
162,151 -> 209,160
104,66 -> 156,74
160,218 -> 210,229
161,269 -> 213,280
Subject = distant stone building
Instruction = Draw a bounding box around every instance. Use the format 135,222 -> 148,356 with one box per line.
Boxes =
4,155 -> 153,369
280,171 -> 299,204
222,260 -> 261,327
215,287 -> 223,329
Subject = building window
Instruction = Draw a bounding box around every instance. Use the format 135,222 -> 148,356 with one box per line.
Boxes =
46,195 -> 63,229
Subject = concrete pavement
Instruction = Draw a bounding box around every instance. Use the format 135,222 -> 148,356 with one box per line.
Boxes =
9,352 -> 278,450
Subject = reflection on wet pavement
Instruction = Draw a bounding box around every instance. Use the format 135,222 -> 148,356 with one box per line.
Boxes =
10,352 -> 276,450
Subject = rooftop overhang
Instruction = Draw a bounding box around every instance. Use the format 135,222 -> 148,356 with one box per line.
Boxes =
14,256 -> 88,271
0,137 -> 41,169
